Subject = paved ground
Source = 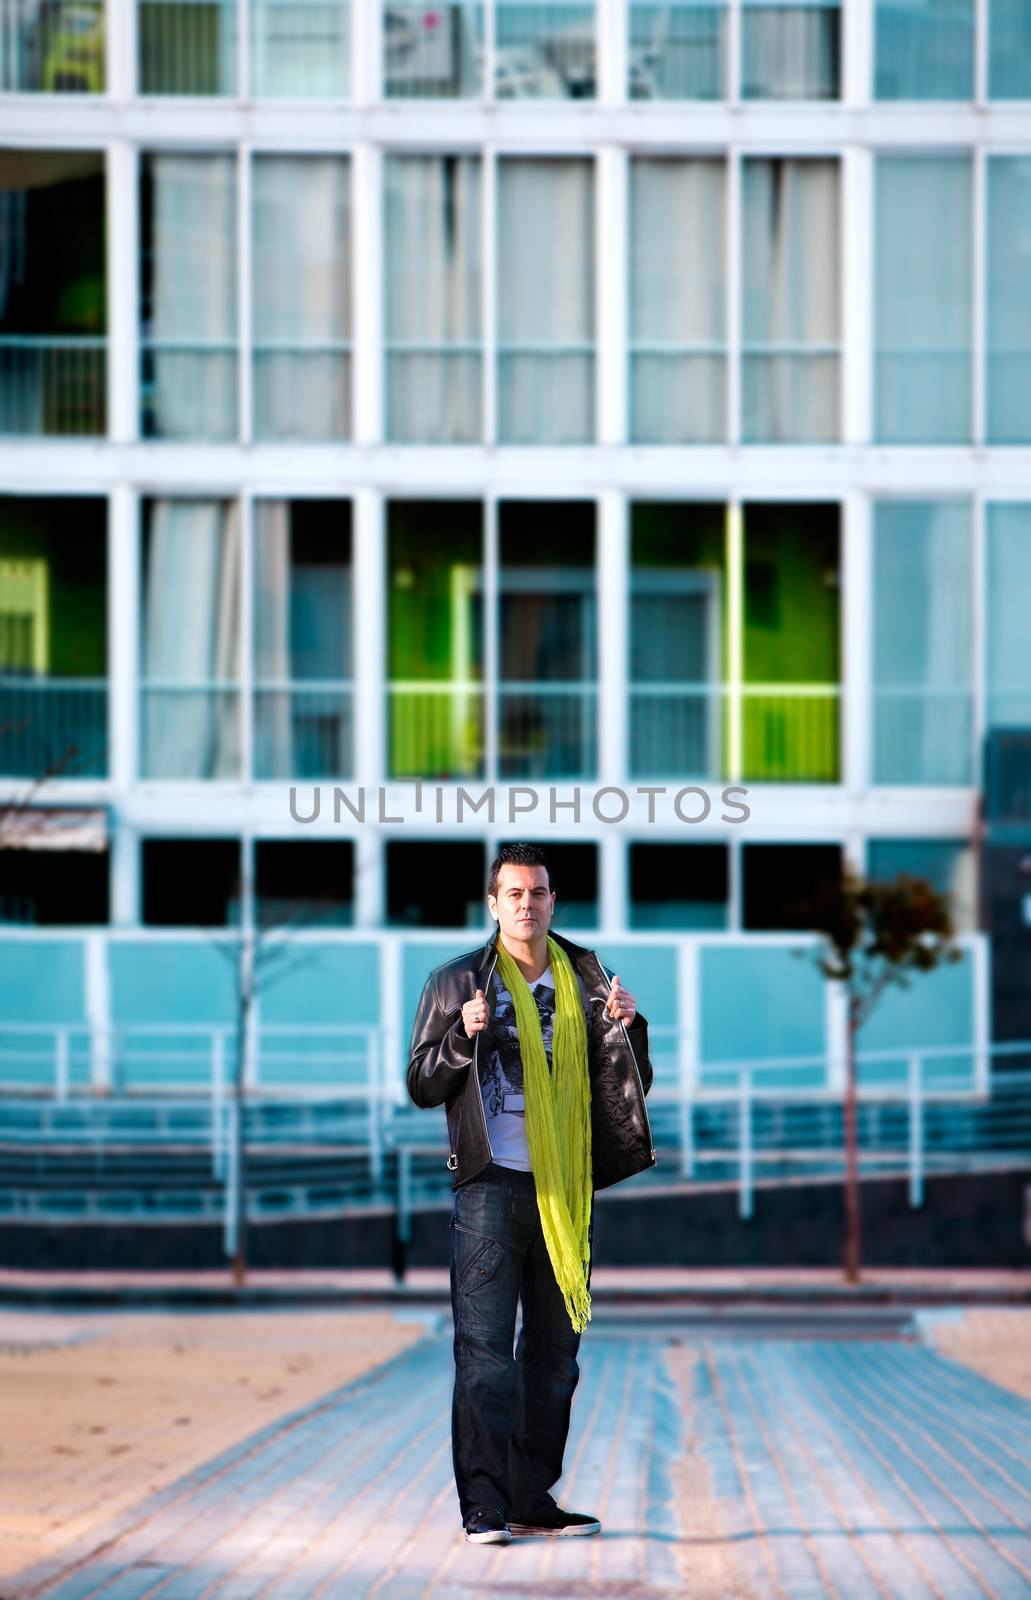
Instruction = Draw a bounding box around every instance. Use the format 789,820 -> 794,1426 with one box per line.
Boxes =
6,1310 -> 1031,1600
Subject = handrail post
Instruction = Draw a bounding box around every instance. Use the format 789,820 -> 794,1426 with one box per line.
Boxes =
908,1051 -> 924,1208
212,1028 -> 226,1179
55,1027 -> 69,1103
739,1069 -> 753,1221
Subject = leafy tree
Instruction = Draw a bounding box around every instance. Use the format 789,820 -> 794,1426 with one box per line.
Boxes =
801,869 -> 963,1282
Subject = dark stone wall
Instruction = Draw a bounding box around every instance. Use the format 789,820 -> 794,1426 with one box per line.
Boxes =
2,1169 -> 1028,1273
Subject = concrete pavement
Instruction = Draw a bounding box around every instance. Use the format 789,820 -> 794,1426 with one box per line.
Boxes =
8,1310 -> 1031,1600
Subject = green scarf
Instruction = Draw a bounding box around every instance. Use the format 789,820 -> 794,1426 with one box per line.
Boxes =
494,935 -> 592,1333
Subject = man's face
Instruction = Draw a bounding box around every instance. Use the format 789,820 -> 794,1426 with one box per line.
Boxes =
488,863 -> 555,946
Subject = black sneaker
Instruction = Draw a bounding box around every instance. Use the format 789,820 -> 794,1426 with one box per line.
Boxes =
508,1507 -> 601,1537
464,1508 -> 511,1545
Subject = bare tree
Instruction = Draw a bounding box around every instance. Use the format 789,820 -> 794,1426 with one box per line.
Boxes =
801,869 -> 963,1283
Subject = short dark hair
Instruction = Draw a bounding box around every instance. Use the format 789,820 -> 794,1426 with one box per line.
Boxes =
488,843 -> 553,900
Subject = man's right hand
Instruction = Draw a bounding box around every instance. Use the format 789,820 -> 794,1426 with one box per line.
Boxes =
462,988 -> 489,1038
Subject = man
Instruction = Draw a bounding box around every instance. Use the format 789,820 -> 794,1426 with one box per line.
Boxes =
407,843 -> 655,1546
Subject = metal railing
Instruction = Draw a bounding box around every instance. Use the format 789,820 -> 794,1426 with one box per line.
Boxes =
0,337 -> 106,435
630,682 -> 840,782
0,677 -> 108,778
1,1028 -> 1028,1235
137,0 -> 238,94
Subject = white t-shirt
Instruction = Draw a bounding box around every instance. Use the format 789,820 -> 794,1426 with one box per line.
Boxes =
479,963 -> 556,1172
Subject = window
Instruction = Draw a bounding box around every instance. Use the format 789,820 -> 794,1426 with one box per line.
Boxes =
142,838 -> 241,925
742,158 -> 840,442
252,0 -> 350,96
384,155 -> 482,442
741,0 -> 840,99
990,0 -> 1031,97
630,843 -> 728,929
874,156 -> 972,444
0,847 -> 108,926
742,843 -> 842,930
628,0 -> 725,99
255,841 -> 354,926
3,1 -> 105,91
386,840 -> 486,926
630,503 -> 726,778
385,2 -> 482,96
497,159 -> 594,444
867,840 -> 975,931
139,1 -> 238,94
987,504 -> 1031,731
0,151 -> 106,437
742,503 -> 840,781
499,502 -> 596,778
141,154 -> 237,441
387,501 -> 484,779
252,156 -> 351,440
495,0 -> 596,98
987,158 -> 1031,445
629,159 -> 726,443
874,0 -> 974,99
254,501 -> 352,779
140,500 -> 241,780
872,501 -> 973,786
0,497 -> 107,780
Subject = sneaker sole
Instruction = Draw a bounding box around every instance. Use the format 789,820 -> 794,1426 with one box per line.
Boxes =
465,1529 -> 511,1544
508,1522 -> 601,1538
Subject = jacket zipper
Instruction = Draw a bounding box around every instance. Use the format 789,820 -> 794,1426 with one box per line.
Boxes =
470,945 -> 499,1162
592,953 -> 656,1161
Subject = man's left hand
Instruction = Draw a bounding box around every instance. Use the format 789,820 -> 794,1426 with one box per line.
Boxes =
605,975 -> 637,1027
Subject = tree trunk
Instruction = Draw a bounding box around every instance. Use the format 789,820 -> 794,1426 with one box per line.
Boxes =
843,1019 -> 862,1283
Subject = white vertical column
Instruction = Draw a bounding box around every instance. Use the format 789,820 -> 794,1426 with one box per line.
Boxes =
726,499 -> 743,782
353,143 -> 383,446
352,0 -> 382,103
85,931 -> 112,1091
238,146 -> 254,444
109,483 -> 138,928
598,832 -> 625,933
483,147 -> 498,445
726,149 -> 742,446
107,141 -> 138,445
240,490 -> 254,783
597,0 -> 627,106
972,147 -> 986,449
596,145 -> 627,446
106,0 -> 136,100
237,0 -> 250,98
974,0 -> 989,105
842,145 -> 872,447
727,0 -> 743,103
971,492 -> 986,791
484,493 -> 499,784
843,0 -> 872,104
842,489 -> 872,797
597,488 -> 627,786
354,487 -> 385,791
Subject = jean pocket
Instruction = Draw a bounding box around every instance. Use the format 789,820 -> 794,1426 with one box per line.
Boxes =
454,1230 -> 507,1296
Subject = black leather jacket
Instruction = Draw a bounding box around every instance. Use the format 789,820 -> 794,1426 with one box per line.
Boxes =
406,929 -> 656,1191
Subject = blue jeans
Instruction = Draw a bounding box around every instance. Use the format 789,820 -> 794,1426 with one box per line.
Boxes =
449,1162 -> 593,1525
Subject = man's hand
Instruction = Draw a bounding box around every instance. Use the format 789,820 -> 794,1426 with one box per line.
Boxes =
462,988 -> 489,1038
605,975 -> 637,1027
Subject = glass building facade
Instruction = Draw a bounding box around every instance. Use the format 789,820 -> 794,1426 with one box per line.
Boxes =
0,0 -> 1025,1095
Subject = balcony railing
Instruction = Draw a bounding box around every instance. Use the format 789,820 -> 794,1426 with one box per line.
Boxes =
251,0 -> 350,97
0,338 -> 106,436
631,683 -> 840,782
254,683 -> 354,780
498,683 -> 597,778
140,342 -> 238,441
137,0 -> 237,94
384,344 -> 483,443
628,1 -> 724,100
388,683 -> 484,780
252,345 -> 351,441
384,2 -> 482,98
0,677 -> 108,778
140,684 -> 241,780
0,0 -> 105,91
